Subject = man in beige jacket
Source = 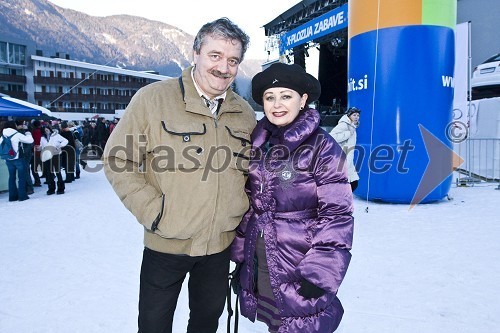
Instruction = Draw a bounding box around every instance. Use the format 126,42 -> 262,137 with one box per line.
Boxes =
103,18 -> 256,333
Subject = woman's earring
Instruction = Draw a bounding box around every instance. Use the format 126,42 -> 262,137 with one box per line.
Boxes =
300,105 -> 304,110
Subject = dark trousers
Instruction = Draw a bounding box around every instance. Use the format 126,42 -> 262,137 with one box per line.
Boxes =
61,147 -> 76,181
31,153 -> 42,185
24,157 -> 34,193
43,155 -> 64,191
138,247 -> 230,333
6,158 -> 28,201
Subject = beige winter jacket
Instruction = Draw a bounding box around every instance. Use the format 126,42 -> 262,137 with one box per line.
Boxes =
330,114 -> 360,182
103,66 -> 256,256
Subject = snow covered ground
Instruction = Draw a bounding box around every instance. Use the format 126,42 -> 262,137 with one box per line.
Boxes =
1,165 -> 499,333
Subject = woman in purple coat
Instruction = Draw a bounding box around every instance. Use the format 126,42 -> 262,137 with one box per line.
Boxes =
231,63 -> 354,333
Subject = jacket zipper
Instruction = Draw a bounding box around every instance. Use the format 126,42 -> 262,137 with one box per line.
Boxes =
205,117 -> 220,253
151,194 -> 165,231
259,160 -> 265,237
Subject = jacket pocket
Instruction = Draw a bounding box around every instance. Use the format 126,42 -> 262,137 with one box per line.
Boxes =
150,194 -> 165,231
156,121 -> 208,170
146,122 -> 209,239
225,126 -> 251,174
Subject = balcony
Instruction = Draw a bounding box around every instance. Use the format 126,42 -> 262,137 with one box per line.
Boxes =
0,73 -> 27,83
34,92 -> 134,103
47,107 -> 115,115
0,89 -> 28,100
33,76 -> 154,89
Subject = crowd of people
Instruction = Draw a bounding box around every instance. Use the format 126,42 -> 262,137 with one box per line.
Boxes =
0,117 -> 118,201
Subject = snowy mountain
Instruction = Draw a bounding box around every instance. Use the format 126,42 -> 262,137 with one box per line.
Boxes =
0,0 -> 264,81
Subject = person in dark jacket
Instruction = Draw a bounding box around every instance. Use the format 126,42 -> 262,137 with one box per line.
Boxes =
96,117 -> 108,156
70,121 -> 86,177
231,63 -> 354,333
82,121 -> 91,146
88,122 -> 98,152
30,120 -> 43,187
15,120 -> 35,195
59,121 -> 76,183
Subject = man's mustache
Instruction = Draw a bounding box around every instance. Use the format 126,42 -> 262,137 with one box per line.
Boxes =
211,70 -> 232,79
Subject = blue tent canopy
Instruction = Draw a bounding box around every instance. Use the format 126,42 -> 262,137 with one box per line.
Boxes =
0,96 -> 49,117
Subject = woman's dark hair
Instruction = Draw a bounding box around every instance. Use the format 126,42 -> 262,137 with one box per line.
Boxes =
193,17 -> 250,62
346,107 -> 361,116
42,124 -> 53,138
2,120 -> 17,132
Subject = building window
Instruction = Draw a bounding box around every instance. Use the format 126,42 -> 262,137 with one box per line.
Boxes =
8,84 -> 24,92
7,43 -> 26,65
0,42 -> 7,63
60,72 -> 71,78
0,42 -> 26,65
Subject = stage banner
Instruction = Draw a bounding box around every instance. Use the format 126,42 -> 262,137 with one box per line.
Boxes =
279,4 -> 348,54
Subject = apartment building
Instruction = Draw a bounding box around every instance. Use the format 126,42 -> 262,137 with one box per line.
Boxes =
0,37 -> 32,101
31,54 -> 169,115
1,36 -> 170,117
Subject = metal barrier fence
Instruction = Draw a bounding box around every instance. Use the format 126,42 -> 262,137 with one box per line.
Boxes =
454,138 -> 500,188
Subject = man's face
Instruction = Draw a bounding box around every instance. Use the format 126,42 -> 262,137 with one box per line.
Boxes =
193,35 -> 242,99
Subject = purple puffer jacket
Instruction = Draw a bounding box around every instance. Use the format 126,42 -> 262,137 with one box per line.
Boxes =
231,108 -> 354,333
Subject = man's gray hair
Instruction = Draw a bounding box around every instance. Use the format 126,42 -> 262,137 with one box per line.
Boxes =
193,17 -> 250,61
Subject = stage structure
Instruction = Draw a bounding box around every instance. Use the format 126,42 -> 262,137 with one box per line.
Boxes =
263,0 -> 349,122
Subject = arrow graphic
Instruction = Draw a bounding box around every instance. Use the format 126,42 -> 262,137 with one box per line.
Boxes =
410,124 -> 465,209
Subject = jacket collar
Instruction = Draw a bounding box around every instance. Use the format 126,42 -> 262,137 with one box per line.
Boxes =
251,108 -> 320,153
339,114 -> 358,128
190,68 -> 227,104
180,66 -> 243,118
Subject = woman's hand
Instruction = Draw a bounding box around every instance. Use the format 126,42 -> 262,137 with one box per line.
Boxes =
298,279 -> 325,298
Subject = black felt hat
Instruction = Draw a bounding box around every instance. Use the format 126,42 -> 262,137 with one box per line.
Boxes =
251,63 -> 321,106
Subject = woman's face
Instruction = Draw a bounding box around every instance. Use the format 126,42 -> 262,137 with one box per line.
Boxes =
262,88 -> 308,127
349,112 -> 360,124
45,128 -> 51,135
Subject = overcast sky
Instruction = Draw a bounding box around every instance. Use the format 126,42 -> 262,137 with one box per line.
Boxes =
47,0 -> 300,59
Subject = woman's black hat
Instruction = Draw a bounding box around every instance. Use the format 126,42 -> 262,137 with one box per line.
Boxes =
251,63 -> 321,106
